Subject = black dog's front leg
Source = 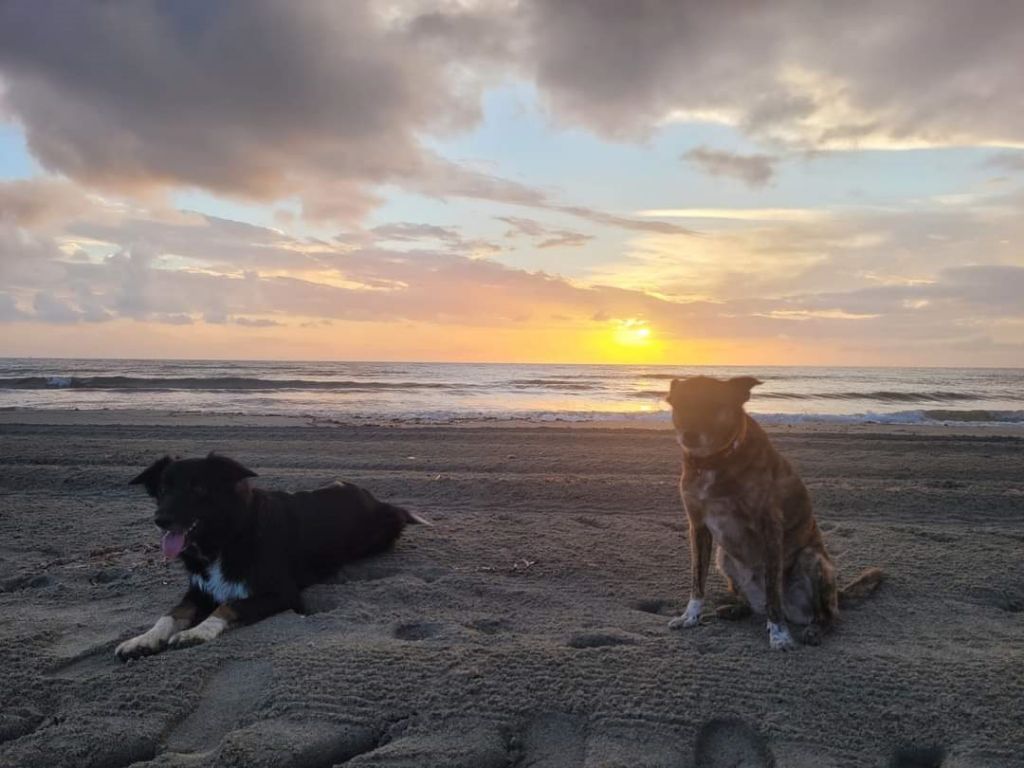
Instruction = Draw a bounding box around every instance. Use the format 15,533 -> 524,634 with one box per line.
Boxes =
167,591 -> 299,649
115,587 -> 215,660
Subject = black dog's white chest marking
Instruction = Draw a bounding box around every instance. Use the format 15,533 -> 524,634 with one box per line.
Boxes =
190,560 -> 250,603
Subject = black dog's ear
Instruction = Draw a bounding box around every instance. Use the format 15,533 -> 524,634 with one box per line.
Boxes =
207,453 -> 258,500
206,452 -> 258,486
727,376 -> 763,404
130,456 -> 172,497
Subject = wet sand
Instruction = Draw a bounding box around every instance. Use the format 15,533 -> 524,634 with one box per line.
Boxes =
1,412 -> 1022,767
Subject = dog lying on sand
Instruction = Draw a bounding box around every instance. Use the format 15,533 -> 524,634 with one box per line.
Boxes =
116,453 -> 427,660
666,376 -> 882,650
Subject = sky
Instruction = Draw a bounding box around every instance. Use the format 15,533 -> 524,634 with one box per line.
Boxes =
0,1 -> 1022,365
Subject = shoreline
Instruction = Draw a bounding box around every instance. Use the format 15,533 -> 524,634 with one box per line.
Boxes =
2,405 -> 1024,437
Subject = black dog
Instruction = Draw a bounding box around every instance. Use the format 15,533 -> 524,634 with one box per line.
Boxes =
115,453 -> 427,660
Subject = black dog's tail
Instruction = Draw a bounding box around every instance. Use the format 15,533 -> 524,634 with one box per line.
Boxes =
839,566 -> 884,607
394,505 -> 432,527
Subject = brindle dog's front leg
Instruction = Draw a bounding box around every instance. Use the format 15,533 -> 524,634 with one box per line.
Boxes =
115,588 -> 214,660
669,519 -> 712,629
762,513 -> 797,651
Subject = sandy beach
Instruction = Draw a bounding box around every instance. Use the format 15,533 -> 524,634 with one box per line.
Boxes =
1,411 -> 1022,767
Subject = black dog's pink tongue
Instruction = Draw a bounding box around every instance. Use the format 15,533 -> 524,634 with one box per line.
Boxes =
161,531 -> 186,560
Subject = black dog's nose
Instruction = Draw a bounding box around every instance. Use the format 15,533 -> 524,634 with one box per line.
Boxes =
154,512 -> 174,530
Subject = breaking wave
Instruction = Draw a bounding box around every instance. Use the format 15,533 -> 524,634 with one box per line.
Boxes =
0,376 -> 461,392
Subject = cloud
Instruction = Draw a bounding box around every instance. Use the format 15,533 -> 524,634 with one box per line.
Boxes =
419,162 -> 696,235
0,292 -> 28,322
522,0 -> 1024,148
32,291 -> 82,323
1,177 -> 1021,366
984,152 -> 1024,172
0,178 -> 101,228
0,0 -> 500,222
497,217 -> 548,238
537,232 -> 592,249
497,216 -> 593,249
636,208 -> 828,223
372,222 -> 465,243
598,196 -> 1024,305
683,146 -> 777,187
232,316 -> 283,328
370,221 -> 501,256
0,1 -> 694,235
1,0 -> 1023,237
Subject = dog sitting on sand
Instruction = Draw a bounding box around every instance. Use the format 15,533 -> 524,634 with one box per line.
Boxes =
665,376 -> 882,650
116,453 -> 427,660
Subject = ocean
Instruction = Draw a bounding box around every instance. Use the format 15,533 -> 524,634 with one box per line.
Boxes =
0,358 -> 1022,426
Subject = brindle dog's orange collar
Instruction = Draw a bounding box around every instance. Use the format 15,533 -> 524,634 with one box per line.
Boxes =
684,415 -> 749,470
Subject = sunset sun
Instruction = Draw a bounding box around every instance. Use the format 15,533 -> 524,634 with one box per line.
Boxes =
613,319 -> 653,347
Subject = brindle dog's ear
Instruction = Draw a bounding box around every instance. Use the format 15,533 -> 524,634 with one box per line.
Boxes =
130,456 -> 172,498
666,377 -> 685,405
727,376 -> 763,404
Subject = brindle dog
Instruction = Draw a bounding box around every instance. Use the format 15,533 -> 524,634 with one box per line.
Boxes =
665,376 -> 881,650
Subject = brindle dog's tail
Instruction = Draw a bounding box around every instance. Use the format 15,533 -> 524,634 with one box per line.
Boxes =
838,566 -> 884,607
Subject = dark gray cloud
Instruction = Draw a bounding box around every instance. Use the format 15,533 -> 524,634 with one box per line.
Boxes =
5,0 -> 1017,227
683,146 -> 777,187
0,0 -> 491,221
523,0 -> 1024,147
0,1 -> 690,234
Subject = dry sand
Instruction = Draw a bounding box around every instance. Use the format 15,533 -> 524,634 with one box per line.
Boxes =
0,412 -> 1022,767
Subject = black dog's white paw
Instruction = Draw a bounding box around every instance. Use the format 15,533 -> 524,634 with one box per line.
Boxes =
114,616 -> 177,660
168,616 -> 227,649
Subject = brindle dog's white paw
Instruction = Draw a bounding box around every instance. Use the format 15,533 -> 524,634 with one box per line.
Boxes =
168,615 -> 227,649
668,598 -> 704,630
767,621 -> 798,651
114,616 -> 176,660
